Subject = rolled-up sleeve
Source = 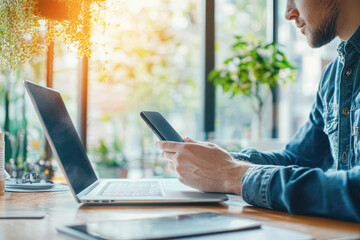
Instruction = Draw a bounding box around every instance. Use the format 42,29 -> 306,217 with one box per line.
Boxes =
241,165 -> 360,222
241,165 -> 281,209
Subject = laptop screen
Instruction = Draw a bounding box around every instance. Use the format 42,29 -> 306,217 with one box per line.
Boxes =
25,81 -> 98,195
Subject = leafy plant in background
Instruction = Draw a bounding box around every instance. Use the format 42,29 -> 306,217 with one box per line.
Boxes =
0,0 -> 44,71
95,139 -> 127,167
88,114 -> 128,176
0,0 -> 107,71
1,70 -> 28,177
209,36 -> 297,138
90,138 -> 128,178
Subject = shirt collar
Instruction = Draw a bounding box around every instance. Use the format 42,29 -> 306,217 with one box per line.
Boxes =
348,25 -> 360,53
337,25 -> 360,55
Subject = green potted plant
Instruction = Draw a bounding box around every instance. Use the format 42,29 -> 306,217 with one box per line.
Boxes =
209,36 -> 297,139
0,0 -> 106,71
91,139 -> 128,178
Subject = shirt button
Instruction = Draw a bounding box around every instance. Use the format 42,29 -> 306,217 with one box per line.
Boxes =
346,68 -> 352,76
342,107 -> 350,116
342,151 -> 347,164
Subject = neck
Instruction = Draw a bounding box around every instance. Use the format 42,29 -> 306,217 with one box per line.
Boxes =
337,0 -> 360,41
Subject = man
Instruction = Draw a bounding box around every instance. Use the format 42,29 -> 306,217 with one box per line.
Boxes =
156,0 -> 360,222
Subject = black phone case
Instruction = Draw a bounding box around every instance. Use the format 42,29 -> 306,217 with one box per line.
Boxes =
140,111 -> 184,142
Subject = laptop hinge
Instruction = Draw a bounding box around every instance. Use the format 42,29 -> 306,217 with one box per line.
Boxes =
77,180 -> 100,199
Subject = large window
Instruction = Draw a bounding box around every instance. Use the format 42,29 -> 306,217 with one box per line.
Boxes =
2,0 -> 339,180
26,42 -> 79,181
87,0 -> 202,178
1,52 -> 48,178
214,0 -> 268,142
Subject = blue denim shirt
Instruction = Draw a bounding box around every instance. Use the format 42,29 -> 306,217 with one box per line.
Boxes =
232,26 -> 360,222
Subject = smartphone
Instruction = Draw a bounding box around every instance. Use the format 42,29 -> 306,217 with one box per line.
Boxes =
140,111 -> 184,142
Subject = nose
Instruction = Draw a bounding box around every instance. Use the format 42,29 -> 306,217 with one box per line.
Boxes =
284,0 -> 299,21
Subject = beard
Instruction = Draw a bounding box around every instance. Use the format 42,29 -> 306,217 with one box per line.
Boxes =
306,1 -> 340,48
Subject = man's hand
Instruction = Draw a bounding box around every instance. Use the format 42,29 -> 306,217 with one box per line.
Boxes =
155,137 -> 252,195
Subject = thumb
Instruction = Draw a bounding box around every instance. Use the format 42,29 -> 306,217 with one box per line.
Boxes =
184,137 -> 217,148
183,137 -> 196,143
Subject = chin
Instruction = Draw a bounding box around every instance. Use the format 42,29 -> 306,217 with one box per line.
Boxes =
307,39 -> 320,48
306,28 -> 337,48
306,33 -> 328,49
306,37 -> 317,48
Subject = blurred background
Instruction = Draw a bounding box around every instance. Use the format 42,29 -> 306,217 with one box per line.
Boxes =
0,0 -> 339,182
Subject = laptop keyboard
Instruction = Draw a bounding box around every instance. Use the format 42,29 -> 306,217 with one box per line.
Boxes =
100,181 -> 164,197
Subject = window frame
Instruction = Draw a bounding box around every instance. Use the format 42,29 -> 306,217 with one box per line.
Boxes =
45,0 -> 279,152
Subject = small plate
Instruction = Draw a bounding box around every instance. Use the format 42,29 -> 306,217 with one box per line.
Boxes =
5,179 -> 54,190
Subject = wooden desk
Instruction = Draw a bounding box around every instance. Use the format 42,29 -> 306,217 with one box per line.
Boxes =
1,191 -> 360,240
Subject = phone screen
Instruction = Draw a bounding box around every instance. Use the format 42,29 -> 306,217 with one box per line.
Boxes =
140,111 -> 184,142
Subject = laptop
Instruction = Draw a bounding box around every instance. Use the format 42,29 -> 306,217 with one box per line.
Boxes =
24,80 -> 228,204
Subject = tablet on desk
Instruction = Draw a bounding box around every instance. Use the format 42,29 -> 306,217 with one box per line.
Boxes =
57,212 -> 261,240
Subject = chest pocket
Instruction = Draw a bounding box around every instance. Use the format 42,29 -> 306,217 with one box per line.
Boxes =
324,118 -> 338,135
323,112 -> 338,135
323,112 -> 339,164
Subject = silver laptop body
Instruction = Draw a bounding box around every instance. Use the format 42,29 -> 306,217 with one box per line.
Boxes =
25,80 -> 228,204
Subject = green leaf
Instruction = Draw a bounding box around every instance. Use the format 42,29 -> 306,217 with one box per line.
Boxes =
208,69 -> 221,81
212,35 -> 297,102
224,58 -> 234,64
232,41 -> 248,49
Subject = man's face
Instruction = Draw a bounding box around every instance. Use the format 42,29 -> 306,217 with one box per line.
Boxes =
285,0 -> 340,48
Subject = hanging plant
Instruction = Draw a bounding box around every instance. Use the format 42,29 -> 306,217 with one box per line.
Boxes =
39,0 -> 107,58
0,0 -> 44,71
0,0 -> 107,71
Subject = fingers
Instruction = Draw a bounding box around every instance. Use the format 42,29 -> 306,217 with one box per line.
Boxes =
161,151 -> 179,172
159,137 -> 213,148
183,137 -> 196,143
184,137 -> 217,148
161,151 -> 177,162
168,160 -> 176,171
184,137 -> 208,146
155,140 -> 185,151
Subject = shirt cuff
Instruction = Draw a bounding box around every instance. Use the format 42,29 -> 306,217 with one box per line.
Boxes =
241,165 -> 280,209
231,152 -> 250,162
